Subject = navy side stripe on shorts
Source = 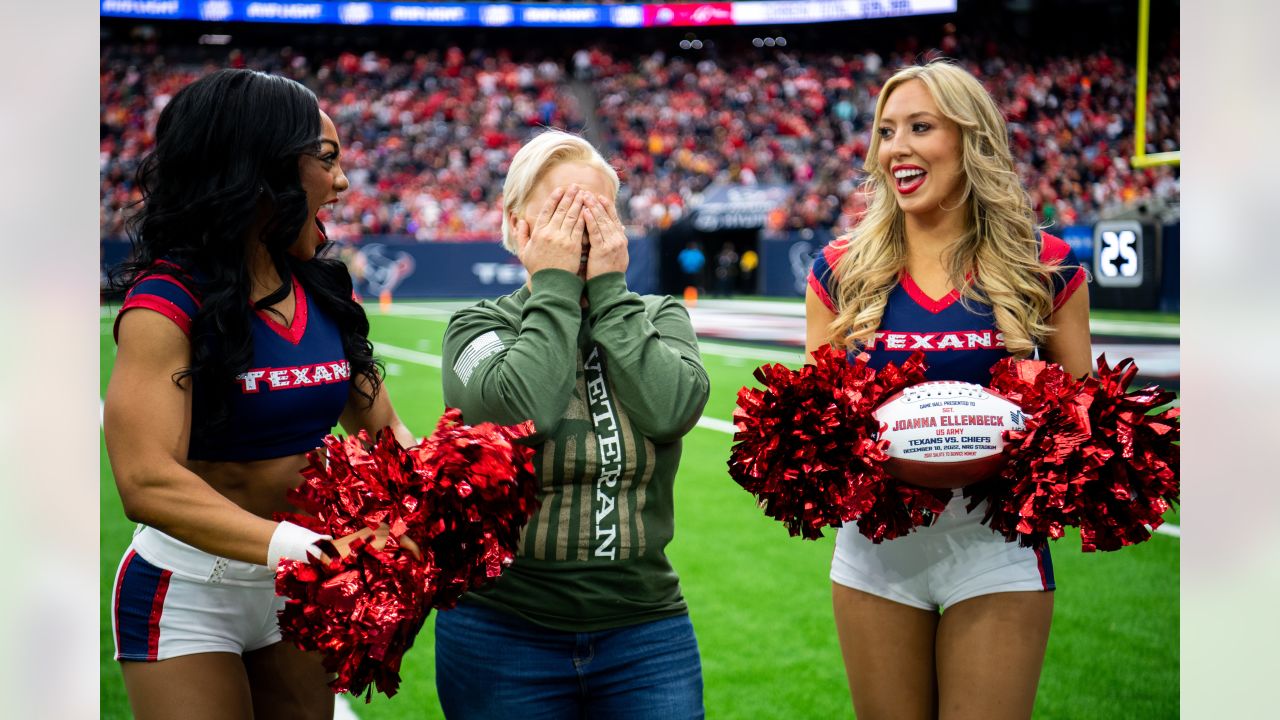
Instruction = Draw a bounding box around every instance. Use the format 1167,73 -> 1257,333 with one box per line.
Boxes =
1033,543 -> 1056,591
114,550 -> 173,660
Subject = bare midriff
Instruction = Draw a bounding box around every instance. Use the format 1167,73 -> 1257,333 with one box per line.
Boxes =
185,453 -> 311,520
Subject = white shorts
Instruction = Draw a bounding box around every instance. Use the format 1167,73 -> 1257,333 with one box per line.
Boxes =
831,492 -> 1054,611
111,526 -> 284,662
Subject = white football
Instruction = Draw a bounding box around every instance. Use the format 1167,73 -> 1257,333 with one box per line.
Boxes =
872,381 -> 1025,489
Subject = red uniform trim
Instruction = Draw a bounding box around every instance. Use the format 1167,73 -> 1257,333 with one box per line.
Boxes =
136,273 -> 202,309
1053,269 -> 1087,311
116,296 -> 193,339
1034,544 -> 1050,589
146,569 -> 173,661
808,272 -> 835,312
899,272 -> 962,314
114,267 -> 200,341
809,243 -> 843,312
1039,232 -> 1087,311
1038,232 -> 1070,263
256,276 -> 309,345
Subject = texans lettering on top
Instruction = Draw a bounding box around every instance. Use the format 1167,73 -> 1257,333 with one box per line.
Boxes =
115,265 -> 353,462
236,360 -> 352,393
808,233 -> 1086,386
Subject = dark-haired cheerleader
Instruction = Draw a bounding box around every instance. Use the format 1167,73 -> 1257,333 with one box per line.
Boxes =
104,68 -> 416,720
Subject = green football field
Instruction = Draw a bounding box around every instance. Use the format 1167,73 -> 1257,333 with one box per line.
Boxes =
98,301 -> 1179,719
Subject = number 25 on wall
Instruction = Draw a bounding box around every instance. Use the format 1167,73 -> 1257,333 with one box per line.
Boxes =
1093,220 -> 1143,288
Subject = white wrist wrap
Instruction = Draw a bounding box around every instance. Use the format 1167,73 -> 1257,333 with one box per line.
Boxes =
268,521 -> 331,567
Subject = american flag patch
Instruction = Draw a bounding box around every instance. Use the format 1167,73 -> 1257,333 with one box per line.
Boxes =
453,331 -> 505,386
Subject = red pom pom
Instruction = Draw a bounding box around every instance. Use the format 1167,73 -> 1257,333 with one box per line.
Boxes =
274,410 -> 539,699
407,410 -> 540,609
275,539 -> 433,699
728,346 -> 950,541
970,355 -> 1180,551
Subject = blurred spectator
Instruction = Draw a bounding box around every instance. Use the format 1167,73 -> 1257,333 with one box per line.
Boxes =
739,248 -> 759,294
677,241 -> 705,293
713,243 -> 739,298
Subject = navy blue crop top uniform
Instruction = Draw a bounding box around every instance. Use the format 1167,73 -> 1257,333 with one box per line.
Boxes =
807,233 -> 1086,385
111,262 -> 356,663
113,263 -> 350,461
811,233 -> 1086,611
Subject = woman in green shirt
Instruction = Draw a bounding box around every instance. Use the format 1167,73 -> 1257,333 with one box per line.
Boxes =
435,130 -> 710,719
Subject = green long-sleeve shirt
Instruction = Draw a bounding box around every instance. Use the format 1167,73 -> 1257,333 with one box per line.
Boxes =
442,269 -> 710,631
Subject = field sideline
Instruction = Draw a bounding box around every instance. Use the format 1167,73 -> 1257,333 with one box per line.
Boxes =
99,300 -> 1178,719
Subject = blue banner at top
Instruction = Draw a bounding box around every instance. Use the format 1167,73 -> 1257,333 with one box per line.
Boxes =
101,0 -> 954,27
101,0 -> 187,20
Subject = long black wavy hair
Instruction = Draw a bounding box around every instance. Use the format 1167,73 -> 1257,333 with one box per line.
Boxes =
109,68 -> 381,433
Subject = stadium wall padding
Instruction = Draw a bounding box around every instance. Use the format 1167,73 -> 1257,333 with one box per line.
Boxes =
760,228 -> 834,298
758,223 -> 1180,312
101,233 -> 659,299
1159,222 -> 1179,313
101,225 -> 1174,307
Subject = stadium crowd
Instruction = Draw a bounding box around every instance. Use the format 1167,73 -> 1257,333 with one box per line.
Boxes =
101,45 -> 584,242
101,38 -> 1179,242
587,39 -> 1180,233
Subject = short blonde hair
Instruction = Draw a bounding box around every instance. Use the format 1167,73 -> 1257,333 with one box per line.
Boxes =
500,129 -> 620,253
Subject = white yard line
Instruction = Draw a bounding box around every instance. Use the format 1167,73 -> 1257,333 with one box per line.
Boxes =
363,309 -> 808,364
1090,318 -> 1180,339
696,416 -> 740,434
696,341 -> 803,364
368,303 -> 459,320
374,342 -> 443,368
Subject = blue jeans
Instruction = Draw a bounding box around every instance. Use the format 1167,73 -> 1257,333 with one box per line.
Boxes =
434,603 -> 704,719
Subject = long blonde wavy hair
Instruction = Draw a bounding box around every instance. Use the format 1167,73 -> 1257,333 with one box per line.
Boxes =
827,60 -> 1063,357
